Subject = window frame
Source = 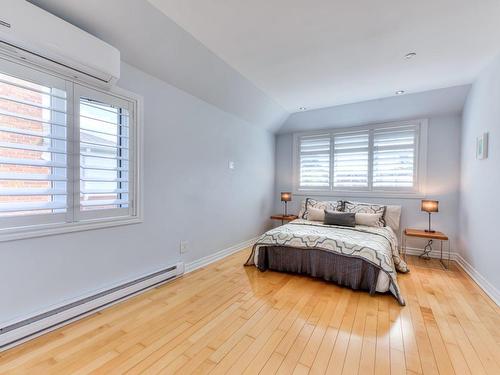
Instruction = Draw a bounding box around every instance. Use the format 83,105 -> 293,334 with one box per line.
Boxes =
0,55 -> 143,242
292,119 -> 428,199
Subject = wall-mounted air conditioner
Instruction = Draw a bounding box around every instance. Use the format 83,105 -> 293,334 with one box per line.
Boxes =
0,0 -> 120,88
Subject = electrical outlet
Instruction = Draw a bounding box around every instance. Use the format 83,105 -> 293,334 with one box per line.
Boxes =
180,240 -> 189,254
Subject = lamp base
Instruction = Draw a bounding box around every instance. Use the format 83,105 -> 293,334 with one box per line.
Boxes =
424,212 -> 435,233
282,201 -> 288,217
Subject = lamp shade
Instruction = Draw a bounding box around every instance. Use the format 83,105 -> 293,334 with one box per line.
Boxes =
421,200 -> 439,213
281,192 -> 292,202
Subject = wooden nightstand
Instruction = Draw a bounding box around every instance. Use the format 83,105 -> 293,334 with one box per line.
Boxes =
270,214 -> 298,225
402,228 -> 450,269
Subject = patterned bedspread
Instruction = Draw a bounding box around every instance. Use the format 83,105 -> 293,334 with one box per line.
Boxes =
245,219 -> 408,305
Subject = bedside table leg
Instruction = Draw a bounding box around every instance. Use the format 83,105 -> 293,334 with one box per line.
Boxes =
448,239 -> 451,269
402,234 -> 405,261
439,239 -> 449,270
404,235 -> 407,261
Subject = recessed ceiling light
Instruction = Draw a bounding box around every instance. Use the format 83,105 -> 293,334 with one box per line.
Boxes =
404,52 -> 417,60
298,107 -> 307,111
395,90 -> 405,95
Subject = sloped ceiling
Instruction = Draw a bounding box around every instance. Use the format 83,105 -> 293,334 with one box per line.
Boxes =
27,0 -> 289,132
148,0 -> 500,112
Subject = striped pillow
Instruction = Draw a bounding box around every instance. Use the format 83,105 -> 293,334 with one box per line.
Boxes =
343,201 -> 387,227
299,198 -> 343,219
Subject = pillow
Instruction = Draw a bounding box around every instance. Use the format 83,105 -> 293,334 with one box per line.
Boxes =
343,201 -> 386,227
323,210 -> 356,227
299,198 -> 343,219
306,207 -> 325,221
355,212 -> 383,227
384,205 -> 402,232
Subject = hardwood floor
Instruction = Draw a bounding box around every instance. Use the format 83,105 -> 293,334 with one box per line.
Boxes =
1,249 -> 499,374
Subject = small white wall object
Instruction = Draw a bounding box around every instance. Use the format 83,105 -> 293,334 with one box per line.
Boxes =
476,132 -> 488,159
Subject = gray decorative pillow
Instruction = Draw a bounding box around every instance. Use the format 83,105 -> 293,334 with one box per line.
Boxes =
343,201 -> 387,227
301,198 -> 343,219
323,210 -> 356,227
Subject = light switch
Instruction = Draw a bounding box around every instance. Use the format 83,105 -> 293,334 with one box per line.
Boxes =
180,240 -> 189,254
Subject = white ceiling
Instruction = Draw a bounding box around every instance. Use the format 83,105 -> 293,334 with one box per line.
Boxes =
148,0 -> 500,112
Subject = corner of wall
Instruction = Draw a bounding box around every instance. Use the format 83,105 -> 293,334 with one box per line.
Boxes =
457,52 -> 500,295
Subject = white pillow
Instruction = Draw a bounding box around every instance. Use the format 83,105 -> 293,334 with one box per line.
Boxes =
355,213 -> 383,227
306,207 -> 325,221
385,205 -> 402,232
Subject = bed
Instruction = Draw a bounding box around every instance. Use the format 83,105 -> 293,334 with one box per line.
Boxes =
245,199 -> 408,305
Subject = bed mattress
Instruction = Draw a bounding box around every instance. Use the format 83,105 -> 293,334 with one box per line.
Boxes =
245,219 -> 407,305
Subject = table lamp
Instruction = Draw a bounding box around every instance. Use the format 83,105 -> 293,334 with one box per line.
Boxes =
421,200 -> 439,233
281,192 -> 292,216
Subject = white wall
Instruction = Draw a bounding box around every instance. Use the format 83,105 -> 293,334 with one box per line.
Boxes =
275,114 -> 462,251
0,62 -> 275,325
459,55 -> 500,295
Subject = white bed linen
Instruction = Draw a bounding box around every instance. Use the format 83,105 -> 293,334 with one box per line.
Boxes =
247,219 -> 408,304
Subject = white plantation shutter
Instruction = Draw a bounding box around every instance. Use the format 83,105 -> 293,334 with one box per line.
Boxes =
294,122 -> 425,195
373,126 -> 417,189
0,61 -> 69,226
333,131 -> 369,188
76,86 -> 132,220
298,134 -> 331,189
0,57 -> 140,239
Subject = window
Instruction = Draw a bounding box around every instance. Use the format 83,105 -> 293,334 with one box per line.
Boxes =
0,57 -> 141,240
372,125 -> 417,189
333,131 -> 369,189
76,86 -> 134,221
294,120 -> 427,197
298,134 -> 330,188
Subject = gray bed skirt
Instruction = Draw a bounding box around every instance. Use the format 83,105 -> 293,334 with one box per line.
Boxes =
249,246 -> 381,295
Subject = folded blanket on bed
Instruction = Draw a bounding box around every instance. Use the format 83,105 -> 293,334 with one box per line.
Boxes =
245,219 -> 408,305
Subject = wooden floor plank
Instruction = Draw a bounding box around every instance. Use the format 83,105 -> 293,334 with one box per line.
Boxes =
375,296 -> 391,375
324,293 -> 360,375
0,251 -> 499,375
358,294 -> 378,375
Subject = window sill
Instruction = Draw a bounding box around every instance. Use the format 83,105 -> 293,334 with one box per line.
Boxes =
0,215 -> 143,243
294,189 -> 426,200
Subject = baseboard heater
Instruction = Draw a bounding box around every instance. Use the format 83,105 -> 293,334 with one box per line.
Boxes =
0,262 -> 184,351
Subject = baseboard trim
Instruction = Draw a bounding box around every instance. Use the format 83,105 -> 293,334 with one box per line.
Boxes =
403,246 -> 458,260
454,254 -> 500,307
185,237 -> 258,274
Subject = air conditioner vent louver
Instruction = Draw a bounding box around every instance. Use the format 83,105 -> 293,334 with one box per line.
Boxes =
0,0 -> 120,88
